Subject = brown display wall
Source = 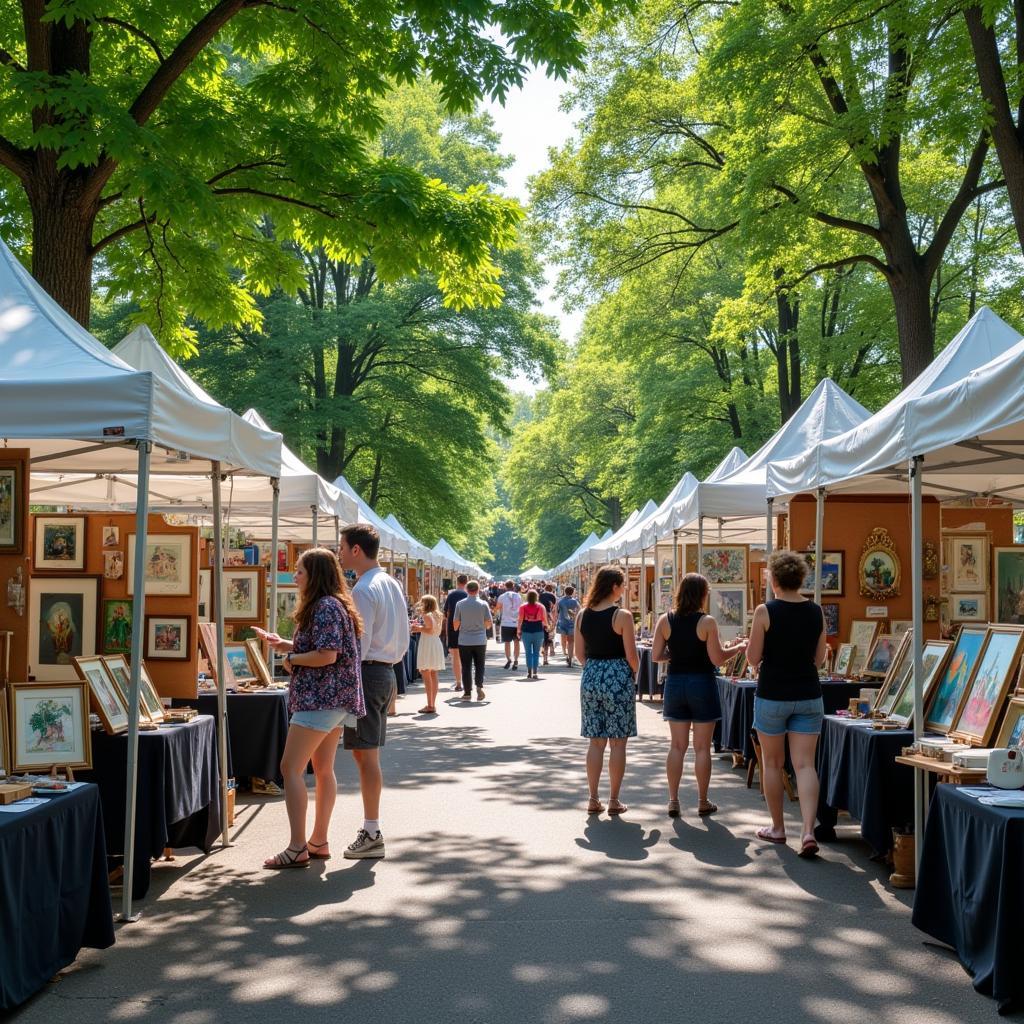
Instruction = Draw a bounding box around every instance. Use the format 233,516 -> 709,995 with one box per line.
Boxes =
789,494 -> 942,645
29,513 -> 199,699
941,506 -> 1014,547
0,450 -> 31,683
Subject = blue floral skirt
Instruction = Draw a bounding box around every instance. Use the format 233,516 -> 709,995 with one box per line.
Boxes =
580,657 -> 638,739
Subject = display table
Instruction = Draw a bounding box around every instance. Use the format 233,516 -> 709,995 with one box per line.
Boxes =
894,753 -> 988,785
0,783 -> 115,1010
79,716 -> 221,899
815,715 -> 915,854
717,678 -> 865,761
396,633 -> 419,695
635,646 -> 660,699
913,785 -> 1024,1014
172,690 -> 289,784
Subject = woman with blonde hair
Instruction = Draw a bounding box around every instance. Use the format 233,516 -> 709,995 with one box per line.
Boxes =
264,547 -> 364,868
575,566 -> 639,815
412,594 -> 445,714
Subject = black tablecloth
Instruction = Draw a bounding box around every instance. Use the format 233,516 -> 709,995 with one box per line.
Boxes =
0,783 -> 115,1010
394,634 -> 418,695
79,716 -> 221,899
635,647 -> 660,698
717,679 -> 864,760
815,715 -> 915,854
172,691 -> 289,784
913,785 -> 1024,1014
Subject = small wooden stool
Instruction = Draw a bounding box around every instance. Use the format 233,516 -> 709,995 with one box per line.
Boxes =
747,731 -> 797,801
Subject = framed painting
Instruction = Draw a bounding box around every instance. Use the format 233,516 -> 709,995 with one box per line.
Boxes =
222,568 -> 265,621
952,593 -> 987,622
950,535 -> 987,593
145,615 -> 191,661
847,620 -> 880,678
890,620 -> 913,640
925,624 -> 990,734
198,621 -> 237,688
994,547 -> 1024,625
822,602 -> 839,637
103,550 -> 124,580
699,545 -> 748,585
33,514 -> 86,572
0,691 -> 9,774
138,662 -> 165,723
101,598 -> 134,655
995,697 -> 1024,748
101,525 -> 120,549
101,655 -> 151,724
0,458 -> 25,554
801,551 -> 844,597
834,643 -> 856,678
871,631 -> 912,713
274,586 -> 299,640
197,567 -> 212,623
127,533 -> 192,596
10,681 -> 92,771
224,642 -> 257,684
949,625 -> 1024,746
28,576 -> 100,681
863,633 -> 899,680
858,528 -> 900,599
73,654 -> 128,734
888,640 -> 953,728
245,638 -> 275,687
709,585 -> 745,641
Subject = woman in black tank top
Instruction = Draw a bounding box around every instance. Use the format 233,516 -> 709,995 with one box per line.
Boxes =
652,573 -> 748,818
745,551 -> 828,858
576,566 -> 640,816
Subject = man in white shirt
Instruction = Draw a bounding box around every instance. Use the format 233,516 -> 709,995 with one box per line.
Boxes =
338,524 -> 410,860
496,579 -> 523,670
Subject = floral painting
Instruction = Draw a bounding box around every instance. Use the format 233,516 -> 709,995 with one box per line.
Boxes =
12,682 -> 91,770
700,546 -> 747,584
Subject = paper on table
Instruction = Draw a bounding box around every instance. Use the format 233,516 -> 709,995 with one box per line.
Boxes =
978,792 -> 1024,808
0,797 -> 48,813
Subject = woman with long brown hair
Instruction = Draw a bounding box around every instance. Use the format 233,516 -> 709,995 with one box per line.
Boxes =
574,566 -> 639,815
652,573 -> 747,818
264,547 -> 365,868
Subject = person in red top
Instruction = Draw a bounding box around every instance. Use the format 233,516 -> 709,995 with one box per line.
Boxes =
517,589 -> 548,680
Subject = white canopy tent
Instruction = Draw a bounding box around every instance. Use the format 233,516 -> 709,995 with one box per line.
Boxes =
432,537 -> 475,575
519,565 -> 549,580
0,238 -> 281,920
331,475 -> 402,554
383,513 -> 433,563
552,532 -> 599,577
587,500 -> 658,565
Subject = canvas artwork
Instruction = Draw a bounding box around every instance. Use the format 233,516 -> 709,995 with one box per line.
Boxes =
926,624 -> 989,734
101,599 -> 133,655
950,535 -> 987,593
888,640 -> 953,727
801,551 -> 844,596
700,546 -> 747,585
102,525 -> 120,548
863,634 -> 898,679
890,620 -> 913,640
0,460 -> 23,553
103,550 -> 124,580
995,697 -> 1024,748
950,626 -> 1024,745
223,569 -> 263,620
73,655 -> 128,734
245,638 -> 275,687
127,533 -> 192,596
847,620 -> 880,678
102,655 -> 151,724
952,593 -> 987,622
224,643 -> 257,683
146,615 -> 191,661
198,621 -> 238,687
275,587 -> 299,640
994,547 -> 1024,625
11,681 -> 91,771
872,632 -> 912,712
822,602 -> 839,637
33,515 -> 86,572
834,643 -> 856,678
198,567 -> 212,623
29,577 -> 99,681
858,528 -> 900,599
710,586 -> 745,641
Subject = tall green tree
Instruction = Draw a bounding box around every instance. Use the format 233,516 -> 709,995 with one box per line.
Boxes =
0,0 -> 616,343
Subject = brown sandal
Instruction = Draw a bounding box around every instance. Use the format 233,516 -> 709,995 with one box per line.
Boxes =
307,840 -> 330,861
587,798 -> 605,814
263,844 -> 309,869
667,799 -> 681,818
698,801 -> 718,817
607,799 -> 628,815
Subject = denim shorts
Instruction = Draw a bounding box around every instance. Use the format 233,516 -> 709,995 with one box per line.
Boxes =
291,708 -> 358,733
663,672 -> 722,723
753,696 -> 824,736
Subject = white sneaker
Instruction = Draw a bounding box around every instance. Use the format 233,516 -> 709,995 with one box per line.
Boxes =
343,829 -> 386,859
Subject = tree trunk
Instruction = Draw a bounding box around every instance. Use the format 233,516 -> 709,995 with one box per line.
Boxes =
27,187 -> 96,327
964,3 -> 1024,257
888,267 -> 934,385
606,496 -> 622,532
774,276 -> 801,422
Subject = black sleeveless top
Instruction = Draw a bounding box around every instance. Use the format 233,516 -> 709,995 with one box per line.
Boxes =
580,607 -> 626,660
666,612 -> 716,675
757,599 -> 823,701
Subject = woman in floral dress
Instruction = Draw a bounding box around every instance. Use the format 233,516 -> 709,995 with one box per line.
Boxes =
574,566 -> 639,815
264,548 -> 365,868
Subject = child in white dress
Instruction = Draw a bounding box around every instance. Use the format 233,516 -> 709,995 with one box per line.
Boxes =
412,595 -> 445,714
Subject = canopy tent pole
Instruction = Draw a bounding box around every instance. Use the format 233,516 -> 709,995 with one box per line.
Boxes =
211,464 -> 231,847
640,546 -> 647,629
697,517 -> 704,573
334,515 -> 340,551
268,477 -> 280,675
672,529 -> 680,594
404,554 -> 410,598
813,488 -> 825,606
311,505 -> 318,547
910,455 -> 925,874
765,497 -> 775,601
120,440 -> 151,922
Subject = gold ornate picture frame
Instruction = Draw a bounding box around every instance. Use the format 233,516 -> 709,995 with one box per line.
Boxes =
858,527 -> 901,599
